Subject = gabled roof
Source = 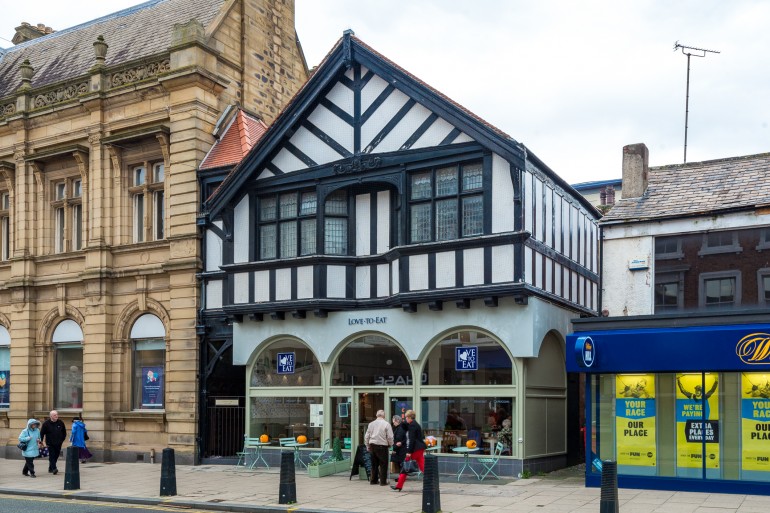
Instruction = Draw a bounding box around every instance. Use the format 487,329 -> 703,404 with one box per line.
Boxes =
204,33 -> 536,219
0,0 -> 226,99
602,152 -> 770,223
200,110 -> 268,171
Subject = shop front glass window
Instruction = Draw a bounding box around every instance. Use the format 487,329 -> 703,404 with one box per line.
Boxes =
133,340 -> 165,409
250,396 -> 322,448
423,330 -> 512,386
52,319 -> 83,409
420,397 -> 513,455
331,335 -> 411,386
251,339 -> 321,387
587,372 -> 770,482
55,346 -> 83,409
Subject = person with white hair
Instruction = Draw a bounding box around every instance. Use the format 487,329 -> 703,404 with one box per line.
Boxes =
364,409 -> 394,486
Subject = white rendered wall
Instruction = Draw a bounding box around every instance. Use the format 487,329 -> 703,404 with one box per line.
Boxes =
601,234 -> 653,316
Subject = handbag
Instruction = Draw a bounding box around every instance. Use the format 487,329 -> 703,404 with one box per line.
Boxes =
40,446 -> 50,458
400,458 -> 419,475
17,440 -> 27,451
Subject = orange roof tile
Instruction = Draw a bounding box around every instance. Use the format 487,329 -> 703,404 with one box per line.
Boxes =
200,110 -> 268,170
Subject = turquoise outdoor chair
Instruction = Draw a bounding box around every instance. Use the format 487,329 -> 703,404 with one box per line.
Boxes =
309,439 -> 330,464
478,442 -> 504,480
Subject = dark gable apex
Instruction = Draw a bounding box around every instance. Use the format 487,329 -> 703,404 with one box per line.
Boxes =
205,32 -> 530,220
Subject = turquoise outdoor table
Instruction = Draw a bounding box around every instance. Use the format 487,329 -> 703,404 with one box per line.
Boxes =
452,447 -> 479,480
284,442 -> 309,468
248,441 -> 271,470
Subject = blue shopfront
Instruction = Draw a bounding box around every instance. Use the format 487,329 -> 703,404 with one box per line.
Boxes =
568,321 -> 770,495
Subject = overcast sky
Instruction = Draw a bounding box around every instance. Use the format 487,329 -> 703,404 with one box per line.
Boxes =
3,1 -> 769,185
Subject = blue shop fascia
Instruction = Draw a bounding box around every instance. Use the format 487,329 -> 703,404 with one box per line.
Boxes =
568,311 -> 770,495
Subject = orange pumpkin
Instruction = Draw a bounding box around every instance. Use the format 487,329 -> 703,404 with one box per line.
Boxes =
297,435 -> 308,444
260,434 -> 269,443
466,439 -> 477,449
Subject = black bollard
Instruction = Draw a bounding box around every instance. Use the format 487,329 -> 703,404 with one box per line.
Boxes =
421,454 -> 441,513
63,446 -> 80,490
599,460 -> 619,513
278,450 -> 297,504
160,448 -> 177,496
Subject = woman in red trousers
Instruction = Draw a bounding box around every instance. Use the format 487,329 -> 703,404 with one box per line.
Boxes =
391,409 -> 426,491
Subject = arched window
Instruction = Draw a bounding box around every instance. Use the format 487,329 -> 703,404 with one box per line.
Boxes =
251,339 -> 321,387
131,314 -> 165,409
249,339 -> 322,445
423,330 -> 512,386
331,335 -> 411,386
421,330 -> 515,455
52,319 -> 83,409
0,325 -> 9,408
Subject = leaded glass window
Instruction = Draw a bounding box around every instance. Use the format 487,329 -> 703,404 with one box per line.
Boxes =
258,191 -> 316,259
408,161 -> 484,243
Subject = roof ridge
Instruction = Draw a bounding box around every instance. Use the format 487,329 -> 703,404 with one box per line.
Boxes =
651,151 -> 770,171
4,0 -> 166,52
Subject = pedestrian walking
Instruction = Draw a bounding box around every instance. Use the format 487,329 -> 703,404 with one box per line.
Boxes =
391,409 -> 426,491
364,409 -> 394,486
40,410 -> 67,474
391,415 -> 407,475
70,415 -> 92,463
19,418 -> 42,478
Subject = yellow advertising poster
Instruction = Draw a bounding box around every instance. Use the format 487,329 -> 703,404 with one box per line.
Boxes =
741,373 -> 770,472
676,373 -> 719,470
615,374 -> 656,466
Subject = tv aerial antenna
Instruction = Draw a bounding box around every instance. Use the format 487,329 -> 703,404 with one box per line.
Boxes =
674,42 -> 720,163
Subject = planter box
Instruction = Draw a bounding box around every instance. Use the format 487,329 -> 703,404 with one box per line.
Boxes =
308,459 -> 350,478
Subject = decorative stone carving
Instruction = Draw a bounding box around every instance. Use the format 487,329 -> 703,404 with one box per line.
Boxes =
333,155 -> 382,175
33,82 -> 88,108
106,145 -> 122,176
110,59 -> 171,88
156,132 -> 170,169
93,35 -> 109,66
72,150 -> 89,182
1,103 -> 15,117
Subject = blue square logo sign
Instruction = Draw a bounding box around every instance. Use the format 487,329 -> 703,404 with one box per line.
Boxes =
277,352 -> 295,374
455,346 -> 478,371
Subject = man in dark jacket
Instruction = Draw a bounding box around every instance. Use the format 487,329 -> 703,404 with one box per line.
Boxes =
40,410 -> 67,474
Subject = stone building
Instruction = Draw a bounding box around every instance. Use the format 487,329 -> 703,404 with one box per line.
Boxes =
0,0 -> 307,463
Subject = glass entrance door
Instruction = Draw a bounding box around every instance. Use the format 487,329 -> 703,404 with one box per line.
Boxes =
355,391 -> 384,449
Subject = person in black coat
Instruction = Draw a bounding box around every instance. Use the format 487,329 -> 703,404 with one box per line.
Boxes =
40,410 -> 67,475
391,415 -> 407,474
392,409 -> 426,491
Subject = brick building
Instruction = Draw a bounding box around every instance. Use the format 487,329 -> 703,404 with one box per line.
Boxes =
568,144 -> 770,494
0,0 -> 307,463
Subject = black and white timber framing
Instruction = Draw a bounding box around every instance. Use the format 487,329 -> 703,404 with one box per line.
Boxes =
199,32 -> 600,321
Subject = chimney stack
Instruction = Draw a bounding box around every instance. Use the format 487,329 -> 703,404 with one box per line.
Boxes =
12,22 -> 54,45
621,143 -> 649,199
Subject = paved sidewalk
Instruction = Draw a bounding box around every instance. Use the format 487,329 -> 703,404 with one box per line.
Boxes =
0,458 -> 768,513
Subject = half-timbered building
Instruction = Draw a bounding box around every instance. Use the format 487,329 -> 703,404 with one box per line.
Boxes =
199,31 -> 600,475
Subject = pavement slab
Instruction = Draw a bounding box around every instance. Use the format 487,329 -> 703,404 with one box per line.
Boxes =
0,457 -> 765,513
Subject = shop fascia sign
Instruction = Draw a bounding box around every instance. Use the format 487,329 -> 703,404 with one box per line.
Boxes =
736,333 -> 770,365
575,336 -> 595,368
347,316 -> 387,326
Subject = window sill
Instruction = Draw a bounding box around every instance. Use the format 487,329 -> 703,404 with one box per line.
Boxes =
110,411 -> 166,432
698,246 -> 743,256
